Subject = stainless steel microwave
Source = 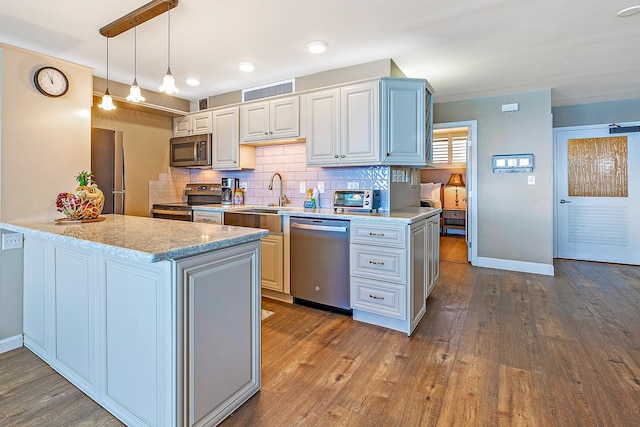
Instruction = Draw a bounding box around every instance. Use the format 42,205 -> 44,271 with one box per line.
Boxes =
170,134 -> 212,167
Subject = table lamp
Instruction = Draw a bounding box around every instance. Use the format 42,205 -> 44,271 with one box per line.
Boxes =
446,173 -> 466,208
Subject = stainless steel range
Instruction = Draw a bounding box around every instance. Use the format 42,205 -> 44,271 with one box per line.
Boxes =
151,183 -> 222,221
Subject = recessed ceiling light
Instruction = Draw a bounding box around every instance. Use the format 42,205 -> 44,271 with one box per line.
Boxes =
307,40 -> 327,54
184,76 -> 200,86
238,61 -> 256,72
618,5 -> 640,16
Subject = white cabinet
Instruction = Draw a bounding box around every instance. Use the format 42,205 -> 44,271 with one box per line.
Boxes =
304,88 -> 341,165
240,95 -> 300,143
350,217 -> 437,336
193,210 -> 222,224
211,107 -> 255,170
173,111 -> 213,137
306,82 -> 379,166
381,78 -> 427,166
341,81 -> 380,165
306,78 -> 431,167
426,213 -> 440,297
21,235 -> 262,427
260,234 -> 284,293
177,242 -> 261,427
22,236 -> 50,361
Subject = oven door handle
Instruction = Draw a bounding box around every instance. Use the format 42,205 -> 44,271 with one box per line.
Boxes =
151,209 -> 192,216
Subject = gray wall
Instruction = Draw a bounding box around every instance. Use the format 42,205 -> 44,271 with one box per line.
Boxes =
0,229 -> 22,340
434,90 -> 553,266
552,98 -> 640,127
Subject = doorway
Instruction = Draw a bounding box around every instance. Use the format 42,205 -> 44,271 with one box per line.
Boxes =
553,122 -> 639,264
426,120 -> 478,265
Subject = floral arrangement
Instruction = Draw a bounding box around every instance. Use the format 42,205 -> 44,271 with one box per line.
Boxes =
56,171 -> 105,220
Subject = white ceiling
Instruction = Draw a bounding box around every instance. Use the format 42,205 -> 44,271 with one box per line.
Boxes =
1,0 -> 639,106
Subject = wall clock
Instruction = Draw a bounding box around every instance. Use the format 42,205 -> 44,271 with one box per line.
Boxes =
33,66 -> 69,97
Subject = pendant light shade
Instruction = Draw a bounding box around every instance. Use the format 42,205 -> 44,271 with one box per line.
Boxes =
158,3 -> 178,94
98,36 -> 116,111
126,19 -> 145,102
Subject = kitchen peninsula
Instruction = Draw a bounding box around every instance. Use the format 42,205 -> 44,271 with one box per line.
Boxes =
0,215 -> 268,427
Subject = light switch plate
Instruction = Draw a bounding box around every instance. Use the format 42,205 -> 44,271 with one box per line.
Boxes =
317,182 -> 325,193
528,175 -> 535,185
299,182 -> 306,193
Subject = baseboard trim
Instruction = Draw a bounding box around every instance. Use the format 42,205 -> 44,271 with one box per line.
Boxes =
476,257 -> 555,276
0,335 -> 23,354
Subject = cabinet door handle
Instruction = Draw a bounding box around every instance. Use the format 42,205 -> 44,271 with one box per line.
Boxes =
369,294 -> 384,300
369,260 -> 385,266
269,131 -> 273,135
386,152 -> 390,156
340,154 -> 345,158
264,131 -> 269,135
334,155 -> 339,158
369,232 -> 385,236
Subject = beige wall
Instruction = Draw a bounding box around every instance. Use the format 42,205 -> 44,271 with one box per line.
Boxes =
92,99 -> 173,217
434,90 -> 553,267
1,45 -> 93,221
0,44 -> 93,342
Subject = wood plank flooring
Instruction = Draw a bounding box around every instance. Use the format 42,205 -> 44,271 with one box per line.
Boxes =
2,258 -> 639,426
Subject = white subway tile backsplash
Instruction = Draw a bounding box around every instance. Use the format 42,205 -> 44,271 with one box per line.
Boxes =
163,142 -> 393,210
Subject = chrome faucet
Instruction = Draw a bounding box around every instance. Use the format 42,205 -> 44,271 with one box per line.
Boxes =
268,172 -> 288,207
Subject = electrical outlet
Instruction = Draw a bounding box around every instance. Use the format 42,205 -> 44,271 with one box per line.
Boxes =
528,175 -> 535,185
317,182 -> 325,193
299,182 -> 306,193
240,181 -> 247,190
2,233 -> 23,250
347,182 -> 359,190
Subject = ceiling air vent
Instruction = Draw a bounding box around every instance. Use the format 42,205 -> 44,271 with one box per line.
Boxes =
242,79 -> 295,102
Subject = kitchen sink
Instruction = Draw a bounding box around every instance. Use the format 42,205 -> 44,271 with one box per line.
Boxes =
223,207 -> 287,233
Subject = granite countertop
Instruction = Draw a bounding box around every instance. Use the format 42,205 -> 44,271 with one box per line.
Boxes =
0,214 -> 269,263
193,204 -> 441,224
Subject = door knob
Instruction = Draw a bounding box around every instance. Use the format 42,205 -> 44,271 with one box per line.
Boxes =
559,199 -> 572,204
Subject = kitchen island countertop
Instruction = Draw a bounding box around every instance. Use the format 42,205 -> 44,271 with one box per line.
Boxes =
0,214 -> 269,263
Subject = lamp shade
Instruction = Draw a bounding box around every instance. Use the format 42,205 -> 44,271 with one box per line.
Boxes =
446,173 -> 465,187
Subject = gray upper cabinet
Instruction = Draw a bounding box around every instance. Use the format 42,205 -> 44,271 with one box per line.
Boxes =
306,78 -> 432,167
212,107 -> 255,170
381,78 -> 427,166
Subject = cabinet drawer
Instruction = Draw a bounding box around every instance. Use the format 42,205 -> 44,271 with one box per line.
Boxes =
442,209 -> 465,220
351,244 -> 406,284
350,222 -> 406,248
193,211 -> 222,224
351,277 -> 406,320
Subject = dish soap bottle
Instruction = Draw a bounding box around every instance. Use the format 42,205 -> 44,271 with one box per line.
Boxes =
234,188 -> 244,205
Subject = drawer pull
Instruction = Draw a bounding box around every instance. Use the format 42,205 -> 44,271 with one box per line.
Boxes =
369,232 -> 385,237
369,260 -> 385,266
202,218 -> 211,222
369,294 -> 384,300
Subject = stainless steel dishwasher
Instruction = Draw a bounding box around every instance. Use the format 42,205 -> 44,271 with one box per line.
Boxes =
290,217 -> 351,311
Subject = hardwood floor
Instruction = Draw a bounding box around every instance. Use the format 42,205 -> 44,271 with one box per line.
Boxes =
2,259 -> 639,426
439,234 -> 468,264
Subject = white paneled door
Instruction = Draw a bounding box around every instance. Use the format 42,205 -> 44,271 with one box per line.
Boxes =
555,123 -> 640,264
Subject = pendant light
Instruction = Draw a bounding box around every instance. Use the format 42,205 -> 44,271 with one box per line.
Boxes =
158,2 -> 178,94
126,19 -> 145,102
98,36 -> 116,111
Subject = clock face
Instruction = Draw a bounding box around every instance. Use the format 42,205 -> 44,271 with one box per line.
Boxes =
34,67 -> 69,97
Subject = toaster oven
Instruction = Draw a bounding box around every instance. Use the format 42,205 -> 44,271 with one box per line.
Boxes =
333,190 -> 381,212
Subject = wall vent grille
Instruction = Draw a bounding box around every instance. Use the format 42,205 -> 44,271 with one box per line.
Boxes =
242,79 -> 295,102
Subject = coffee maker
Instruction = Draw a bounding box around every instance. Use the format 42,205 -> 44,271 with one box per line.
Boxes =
221,177 -> 239,205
